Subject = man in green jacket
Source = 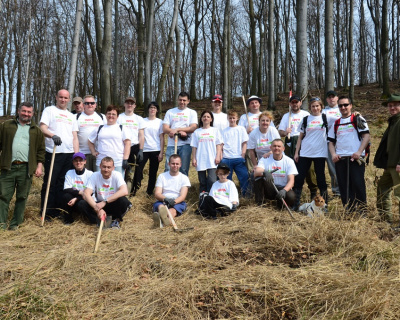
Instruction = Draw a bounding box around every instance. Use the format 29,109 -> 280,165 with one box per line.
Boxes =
374,94 -> 400,225
0,102 -> 45,230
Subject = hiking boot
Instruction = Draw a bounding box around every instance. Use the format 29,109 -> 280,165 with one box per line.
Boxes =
111,220 -> 121,229
152,212 -> 164,228
158,206 -> 171,227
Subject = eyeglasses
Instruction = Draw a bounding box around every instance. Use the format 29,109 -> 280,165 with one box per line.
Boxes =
84,102 -> 96,105
338,103 -> 350,108
309,97 -> 320,103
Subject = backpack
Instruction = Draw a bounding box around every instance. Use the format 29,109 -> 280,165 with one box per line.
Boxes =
301,113 -> 328,138
76,112 -> 104,121
333,113 -> 371,164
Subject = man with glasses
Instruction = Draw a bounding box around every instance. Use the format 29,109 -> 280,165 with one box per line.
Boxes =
71,97 -> 84,114
328,96 -> 370,213
374,94 -> 400,226
322,90 -> 341,197
117,97 -> 145,195
278,95 -> 318,201
211,94 -> 228,133
76,95 -> 106,171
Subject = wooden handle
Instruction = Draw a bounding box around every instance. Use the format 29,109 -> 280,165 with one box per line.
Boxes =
94,216 -> 105,253
41,145 -> 57,227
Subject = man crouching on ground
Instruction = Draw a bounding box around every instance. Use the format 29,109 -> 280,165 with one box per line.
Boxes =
253,139 -> 298,209
153,154 -> 191,228
79,156 -> 131,229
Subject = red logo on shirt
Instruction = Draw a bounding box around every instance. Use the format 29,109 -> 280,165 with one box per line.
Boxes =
272,166 -> 281,170
177,113 -> 184,115
75,181 -> 83,184
102,184 -> 110,188
60,114 -> 68,118
218,188 -> 227,192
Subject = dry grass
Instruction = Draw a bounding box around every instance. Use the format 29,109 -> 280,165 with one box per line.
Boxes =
1,86 -> 400,319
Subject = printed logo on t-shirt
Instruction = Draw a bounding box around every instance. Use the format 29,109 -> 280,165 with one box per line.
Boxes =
256,139 -> 271,149
306,120 -> 324,131
198,132 -> 215,142
214,188 -> 229,198
171,113 -> 189,122
73,180 -> 86,189
249,117 -> 258,128
337,124 -> 355,135
56,114 -> 73,124
271,165 -> 286,178
79,118 -> 102,127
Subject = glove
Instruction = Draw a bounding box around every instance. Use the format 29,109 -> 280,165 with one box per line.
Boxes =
122,159 -> 129,170
164,198 -> 176,207
52,135 -> 62,146
276,189 -> 287,200
137,149 -> 144,163
263,170 -> 273,182
231,204 -> 238,211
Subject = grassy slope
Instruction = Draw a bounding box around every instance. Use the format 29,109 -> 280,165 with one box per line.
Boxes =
1,83 -> 400,319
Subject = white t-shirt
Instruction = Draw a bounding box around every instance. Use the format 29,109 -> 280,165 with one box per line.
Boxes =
88,124 -> 131,166
327,116 -> 369,157
76,112 -> 106,154
322,106 -> 341,130
64,168 -> 95,200
86,171 -> 126,202
247,126 -> 281,159
257,154 -> 298,188
40,106 -> 78,153
222,126 -> 249,159
117,113 -> 146,146
190,127 -> 223,171
278,110 -> 310,137
143,117 -> 163,152
209,180 -> 239,209
298,115 -> 328,158
238,112 -> 275,130
212,112 -> 229,132
155,171 -> 191,199
162,107 -> 198,147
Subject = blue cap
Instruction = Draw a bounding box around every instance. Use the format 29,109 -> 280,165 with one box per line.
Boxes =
72,152 -> 86,160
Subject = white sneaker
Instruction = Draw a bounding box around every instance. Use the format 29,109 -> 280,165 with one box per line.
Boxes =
152,212 -> 163,228
158,206 -> 171,227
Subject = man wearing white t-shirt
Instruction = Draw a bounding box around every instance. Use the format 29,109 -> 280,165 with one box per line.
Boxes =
254,139 -> 298,208
79,157 -> 131,229
163,91 -> 198,176
211,94 -> 228,132
238,95 -> 275,134
328,96 -> 370,213
39,89 -> 79,219
117,96 -> 145,194
61,152 -> 93,224
76,95 -> 106,171
322,90 -> 341,197
153,154 -> 191,228
278,94 -> 318,198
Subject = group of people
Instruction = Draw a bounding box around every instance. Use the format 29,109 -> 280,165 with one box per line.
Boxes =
0,89 -> 399,231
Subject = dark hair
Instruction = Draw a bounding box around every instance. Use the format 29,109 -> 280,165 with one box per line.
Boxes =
169,154 -> 181,163
271,138 -> 284,146
19,102 -> 33,109
147,101 -> 160,116
199,109 -> 214,127
105,105 -> 120,115
101,156 -> 114,166
338,96 -> 352,104
178,91 -> 190,100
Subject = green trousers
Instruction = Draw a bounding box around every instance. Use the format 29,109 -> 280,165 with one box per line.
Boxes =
376,168 -> 400,223
0,164 -> 33,229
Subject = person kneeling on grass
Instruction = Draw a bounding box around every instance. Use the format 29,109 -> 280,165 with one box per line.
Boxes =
78,156 -> 132,229
197,163 -> 239,219
153,154 -> 191,228
253,139 -> 298,209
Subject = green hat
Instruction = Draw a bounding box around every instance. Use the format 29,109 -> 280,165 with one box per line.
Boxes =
382,93 -> 400,106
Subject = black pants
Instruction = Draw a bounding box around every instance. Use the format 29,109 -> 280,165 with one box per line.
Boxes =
77,197 -> 131,224
198,196 -> 231,218
60,193 -> 85,217
254,178 -> 296,208
134,151 -> 160,195
41,152 -> 73,217
294,157 -> 327,199
335,158 -> 366,212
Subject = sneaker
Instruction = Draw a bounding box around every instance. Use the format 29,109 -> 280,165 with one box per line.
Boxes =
158,206 -> 171,227
152,212 -> 164,228
110,220 -> 120,229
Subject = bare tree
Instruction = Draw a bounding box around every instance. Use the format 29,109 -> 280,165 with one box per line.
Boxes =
144,0 -> 155,107
267,0 -> 275,109
296,0 -> 308,109
381,0 -> 390,97
348,0 -> 354,101
325,0 -> 334,96
249,0 -> 257,94
223,0 -> 230,111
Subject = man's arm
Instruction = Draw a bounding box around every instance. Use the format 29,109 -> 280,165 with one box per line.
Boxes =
106,184 -> 128,203
284,174 -> 295,191
138,129 -> 145,149
328,141 -> 340,162
241,141 -> 247,158
39,123 -> 54,138
254,166 -> 265,177
123,139 -> 131,160
88,140 -> 99,157
73,131 -> 79,153
175,186 -> 189,204
158,132 -> 165,161
352,133 -> 370,160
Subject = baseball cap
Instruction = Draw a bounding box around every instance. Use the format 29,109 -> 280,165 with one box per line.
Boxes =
72,97 -> 83,103
217,163 -> 230,172
326,90 -> 338,97
289,95 -> 301,102
212,94 -> 223,102
72,152 -> 86,160
125,97 -> 136,103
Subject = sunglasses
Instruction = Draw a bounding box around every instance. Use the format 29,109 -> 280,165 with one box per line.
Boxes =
309,97 -> 321,103
338,103 -> 350,108
84,102 -> 96,105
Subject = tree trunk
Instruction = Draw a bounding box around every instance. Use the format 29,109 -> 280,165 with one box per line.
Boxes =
210,0 -> 216,96
348,0 -> 354,101
359,0 -> 367,85
223,0 -> 230,112
324,0 -> 334,95
283,0 -> 290,93
267,0 -> 275,110
67,0 -> 83,110
144,0 -> 155,108
173,23 -> 181,107
113,0 -> 121,104
249,0 -> 257,94
381,0 -> 390,97
335,0 -> 341,87
296,0 -> 308,109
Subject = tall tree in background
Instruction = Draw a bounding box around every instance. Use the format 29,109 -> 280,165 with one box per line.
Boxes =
67,0 -> 83,109
296,0 -> 308,108
94,0 -> 112,112
267,0 -> 275,109
113,0 -> 121,104
348,0 -> 354,101
222,0 -> 230,111
324,0 -> 334,96
249,0 -> 257,94
381,0 -> 390,97
144,0 -> 155,108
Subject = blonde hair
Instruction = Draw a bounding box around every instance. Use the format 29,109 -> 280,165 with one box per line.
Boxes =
258,111 -> 274,122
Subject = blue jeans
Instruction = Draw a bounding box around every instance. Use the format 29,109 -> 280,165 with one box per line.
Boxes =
221,158 -> 249,195
165,144 -> 192,176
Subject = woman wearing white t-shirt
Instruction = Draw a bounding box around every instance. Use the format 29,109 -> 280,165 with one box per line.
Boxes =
293,97 -> 328,208
191,110 -> 223,194
247,111 -> 280,166
134,102 -> 165,196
